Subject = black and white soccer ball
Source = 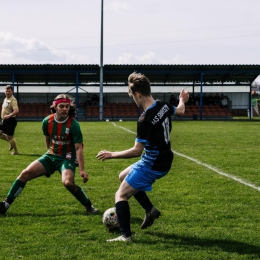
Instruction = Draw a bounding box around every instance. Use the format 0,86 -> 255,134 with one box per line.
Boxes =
102,207 -> 120,230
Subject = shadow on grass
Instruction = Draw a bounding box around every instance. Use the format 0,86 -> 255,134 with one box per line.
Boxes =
14,153 -> 43,157
1,211 -> 103,218
145,231 -> 260,257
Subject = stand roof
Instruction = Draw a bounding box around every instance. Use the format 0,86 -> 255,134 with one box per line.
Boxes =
0,64 -> 259,86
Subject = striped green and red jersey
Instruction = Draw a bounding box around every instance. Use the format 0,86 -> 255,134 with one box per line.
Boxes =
42,114 -> 83,160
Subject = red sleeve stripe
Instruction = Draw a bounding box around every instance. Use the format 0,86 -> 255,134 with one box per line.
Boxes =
65,117 -> 73,154
48,114 -> 55,154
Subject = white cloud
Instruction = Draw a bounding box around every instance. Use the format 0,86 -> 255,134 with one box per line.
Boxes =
116,52 -> 162,64
0,32 -> 92,64
115,51 -> 190,65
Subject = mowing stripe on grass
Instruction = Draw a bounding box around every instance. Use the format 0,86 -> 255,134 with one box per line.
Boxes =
112,122 -> 260,192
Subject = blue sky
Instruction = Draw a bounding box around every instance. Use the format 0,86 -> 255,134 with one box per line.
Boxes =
0,0 -> 260,69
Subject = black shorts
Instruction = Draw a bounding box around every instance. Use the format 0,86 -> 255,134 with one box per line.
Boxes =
0,117 -> 17,136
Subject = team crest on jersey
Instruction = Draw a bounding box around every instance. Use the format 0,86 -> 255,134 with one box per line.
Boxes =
65,128 -> 70,134
66,152 -> 72,160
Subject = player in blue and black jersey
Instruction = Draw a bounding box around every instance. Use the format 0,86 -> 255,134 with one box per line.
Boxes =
97,72 -> 189,242
0,94 -> 98,215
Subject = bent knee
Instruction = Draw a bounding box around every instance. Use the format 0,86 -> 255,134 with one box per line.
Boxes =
18,169 -> 34,182
119,173 -> 124,182
63,180 -> 76,192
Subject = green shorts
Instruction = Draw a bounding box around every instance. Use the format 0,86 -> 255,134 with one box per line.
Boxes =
38,154 -> 76,178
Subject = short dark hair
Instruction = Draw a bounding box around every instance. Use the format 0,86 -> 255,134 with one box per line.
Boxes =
128,72 -> 151,97
5,85 -> 13,91
50,93 -> 76,117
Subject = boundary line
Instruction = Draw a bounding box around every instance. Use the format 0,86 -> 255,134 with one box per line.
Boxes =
112,122 -> 260,192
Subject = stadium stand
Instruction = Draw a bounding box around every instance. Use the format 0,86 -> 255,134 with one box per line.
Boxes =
1,100 -> 233,121
184,105 -> 232,120
83,102 -> 232,121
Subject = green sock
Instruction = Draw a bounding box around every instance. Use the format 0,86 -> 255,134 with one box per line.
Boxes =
6,179 -> 26,202
70,185 -> 90,207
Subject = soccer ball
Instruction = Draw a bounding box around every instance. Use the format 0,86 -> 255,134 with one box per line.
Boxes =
102,207 -> 120,230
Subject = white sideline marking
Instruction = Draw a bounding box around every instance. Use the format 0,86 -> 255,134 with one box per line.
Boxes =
174,151 -> 260,192
112,122 -> 136,134
112,122 -> 260,192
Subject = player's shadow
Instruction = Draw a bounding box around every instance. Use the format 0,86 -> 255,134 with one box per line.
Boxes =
1,211 -> 102,218
15,153 -> 43,157
1,212 -> 70,217
144,231 -> 260,257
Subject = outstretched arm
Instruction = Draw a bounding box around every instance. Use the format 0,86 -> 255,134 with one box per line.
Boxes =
96,141 -> 144,161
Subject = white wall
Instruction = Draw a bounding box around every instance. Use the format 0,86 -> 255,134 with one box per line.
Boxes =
0,85 -> 250,109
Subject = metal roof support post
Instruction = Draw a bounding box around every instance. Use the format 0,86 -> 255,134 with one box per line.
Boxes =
75,72 -> 79,120
12,72 -> 19,103
16,82 -> 19,103
12,72 -> 15,92
200,73 -> 204,120
99,0 -> 104,121
249,82 -> 252,120
99,69 -> 104,121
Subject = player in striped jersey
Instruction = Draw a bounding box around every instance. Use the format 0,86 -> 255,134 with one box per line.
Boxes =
0,94 -> 98,215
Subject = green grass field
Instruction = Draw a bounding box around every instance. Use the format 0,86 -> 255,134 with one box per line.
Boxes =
0,121 -> 260,260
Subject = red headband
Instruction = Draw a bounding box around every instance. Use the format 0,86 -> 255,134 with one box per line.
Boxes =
54,98 -> 71,106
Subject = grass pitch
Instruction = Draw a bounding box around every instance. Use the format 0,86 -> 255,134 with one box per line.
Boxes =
0,120 -> 260,259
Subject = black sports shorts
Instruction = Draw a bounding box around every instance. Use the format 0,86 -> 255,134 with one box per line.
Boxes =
0,117 -> 17,136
